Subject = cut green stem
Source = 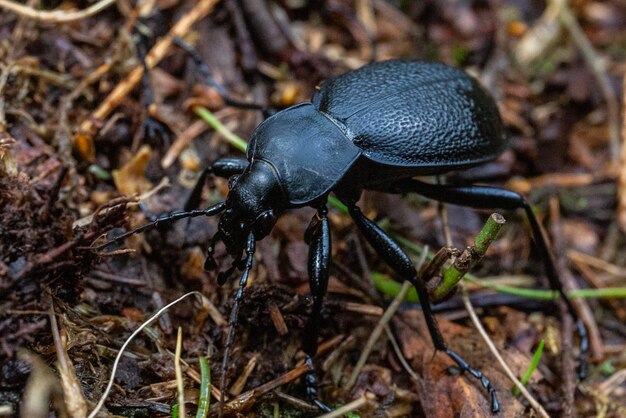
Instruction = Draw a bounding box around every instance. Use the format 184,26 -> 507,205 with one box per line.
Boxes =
433,213 -> 505,302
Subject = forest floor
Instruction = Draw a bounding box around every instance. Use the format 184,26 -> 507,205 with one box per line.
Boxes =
1,0 -> 625,417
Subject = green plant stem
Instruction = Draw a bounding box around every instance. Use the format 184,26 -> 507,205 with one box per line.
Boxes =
513,340 -> 544,396
373,272 -> 626,301
194,106 -> 248,153
386,233 -> 626,300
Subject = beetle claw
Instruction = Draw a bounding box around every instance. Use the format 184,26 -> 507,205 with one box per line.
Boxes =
217,269 -> 233,285
204,255 -> 217,270
217,260 -> 240,285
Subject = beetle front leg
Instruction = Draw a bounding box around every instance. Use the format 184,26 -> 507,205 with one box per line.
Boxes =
302,207 -> 332,412
219,232 -> 256,414
386,179 -> 589,378
348,204 -> 500,413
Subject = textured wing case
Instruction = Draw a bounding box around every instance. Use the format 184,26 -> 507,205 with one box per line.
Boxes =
312,60 -> 507,169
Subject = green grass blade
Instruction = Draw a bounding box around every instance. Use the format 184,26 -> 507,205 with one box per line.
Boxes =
195,356 -> 211,418
512,339 -> 544,396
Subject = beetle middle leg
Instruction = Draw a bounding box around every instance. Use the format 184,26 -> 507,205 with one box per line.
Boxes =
384,178 -> 589,378
347,204 -> 501,413
302,207 -> 332,412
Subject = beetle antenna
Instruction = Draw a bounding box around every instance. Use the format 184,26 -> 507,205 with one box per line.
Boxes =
94,201 -> 226,250
218,232 -> 255,417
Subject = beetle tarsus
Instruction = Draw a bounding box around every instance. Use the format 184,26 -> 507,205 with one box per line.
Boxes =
305,357 -> 332,412
445,349 -> 500,413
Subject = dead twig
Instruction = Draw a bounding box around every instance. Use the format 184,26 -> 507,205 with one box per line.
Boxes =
174,327 -> 186,418
267,302 -> 289,336
461,287 -> 551,418
49,303 -> 88,418
549,197 -> 604,360
0,0 -> 115,23
557,0 -> 621,166
384,324 -> 419,382
438,203 -> 548,417
618,71 -> 626,232
345,249 -> 428,390
161,119 -> 209,169
316,392 -> 376,418
273,391 -> 318,412
560,300 -> 575,418
228,355 -> 257,396
208,363 -> 312,416
76,0 -> 221,145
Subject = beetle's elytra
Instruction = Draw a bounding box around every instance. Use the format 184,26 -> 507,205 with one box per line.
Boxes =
104,59 -> 588,414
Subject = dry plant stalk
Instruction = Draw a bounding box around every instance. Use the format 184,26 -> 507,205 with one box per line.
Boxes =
618,73 -> 626,232
0,0 -> 115,23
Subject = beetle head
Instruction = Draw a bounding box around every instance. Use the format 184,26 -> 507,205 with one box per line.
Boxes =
217,159 -> 286,257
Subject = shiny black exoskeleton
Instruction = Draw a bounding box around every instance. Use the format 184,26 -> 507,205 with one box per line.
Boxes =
105,60 -> 588,414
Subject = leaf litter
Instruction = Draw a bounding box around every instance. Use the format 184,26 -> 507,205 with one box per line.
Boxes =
1,1 -> 626,417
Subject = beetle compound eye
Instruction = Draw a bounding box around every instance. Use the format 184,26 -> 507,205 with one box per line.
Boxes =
254,211 -> 276,237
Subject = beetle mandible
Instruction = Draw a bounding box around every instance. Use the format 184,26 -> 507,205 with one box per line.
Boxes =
103,59 -> 588,414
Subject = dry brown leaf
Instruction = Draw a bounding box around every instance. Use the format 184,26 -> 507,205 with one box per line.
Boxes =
19,351 -> 66,418
112,145 -> 153,196
396,311 -> 530,417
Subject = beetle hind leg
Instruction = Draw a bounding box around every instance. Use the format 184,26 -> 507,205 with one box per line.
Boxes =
348,204 -> 500,413
384,179 -> 589,378
184,157 -> 249,211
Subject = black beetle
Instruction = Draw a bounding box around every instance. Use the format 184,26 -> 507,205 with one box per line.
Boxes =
102,59 -> 588,414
